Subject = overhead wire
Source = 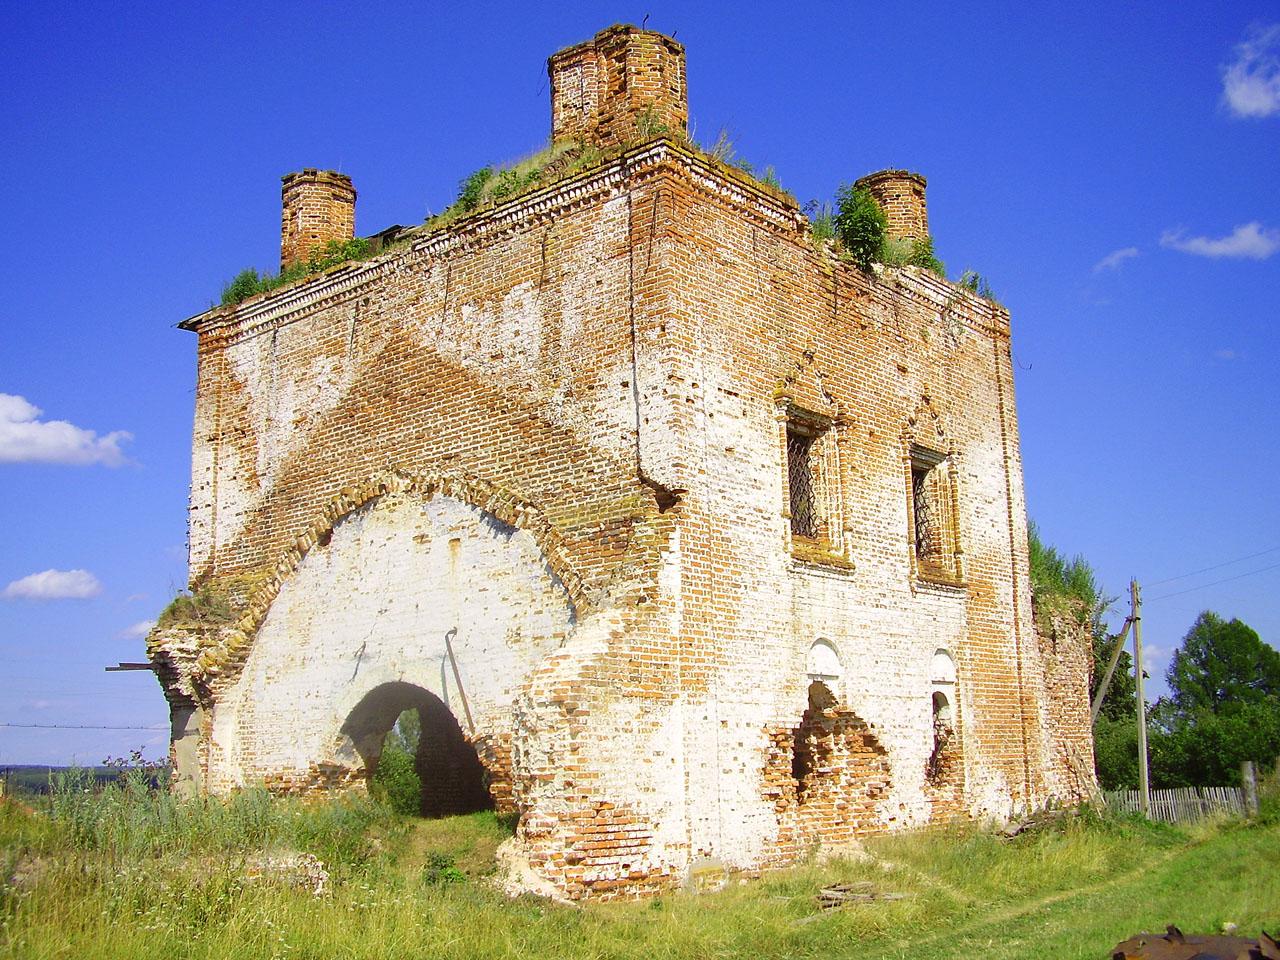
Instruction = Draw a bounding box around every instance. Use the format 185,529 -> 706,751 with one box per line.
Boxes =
1147,544 -> 1280,586
1146,560 -> 1280,603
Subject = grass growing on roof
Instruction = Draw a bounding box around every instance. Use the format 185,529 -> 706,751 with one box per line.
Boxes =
219,238 -> 373,307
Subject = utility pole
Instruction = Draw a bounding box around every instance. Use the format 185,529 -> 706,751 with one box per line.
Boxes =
1131,578 -> 1151,817
1090,616 -> 1134,724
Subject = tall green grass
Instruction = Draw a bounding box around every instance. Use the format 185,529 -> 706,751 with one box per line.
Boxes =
15,767 -> 396,873
3,782 -> 1277,960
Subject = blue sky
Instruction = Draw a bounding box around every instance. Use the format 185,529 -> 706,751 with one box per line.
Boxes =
2,1 -> 1277,765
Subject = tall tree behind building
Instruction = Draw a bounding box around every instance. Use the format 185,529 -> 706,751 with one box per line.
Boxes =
1150,612 -> 1280,787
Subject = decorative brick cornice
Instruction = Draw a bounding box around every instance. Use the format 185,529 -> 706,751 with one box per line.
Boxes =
182,139 -> 808,347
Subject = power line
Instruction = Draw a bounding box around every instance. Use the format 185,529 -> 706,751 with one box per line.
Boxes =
1147,544 -> 1280,586
0,723 -> 167,731
1147,560 -> 1280,602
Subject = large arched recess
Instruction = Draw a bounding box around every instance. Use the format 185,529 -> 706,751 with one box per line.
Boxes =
206,490 -> 576,802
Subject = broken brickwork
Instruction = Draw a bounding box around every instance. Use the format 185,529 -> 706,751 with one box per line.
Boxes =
1033,597 -> 1100,800
150,25 -> 1095,900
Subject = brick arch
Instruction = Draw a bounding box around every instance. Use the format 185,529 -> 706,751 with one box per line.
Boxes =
334,680 -> 494,817
193,468 -> 587,692
208,482 -> 577,796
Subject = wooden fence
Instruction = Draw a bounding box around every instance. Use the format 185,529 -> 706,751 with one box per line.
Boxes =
1104,786 -> 1246,823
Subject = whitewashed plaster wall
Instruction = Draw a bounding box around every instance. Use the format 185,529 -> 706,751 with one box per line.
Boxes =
206,492 -> 574,788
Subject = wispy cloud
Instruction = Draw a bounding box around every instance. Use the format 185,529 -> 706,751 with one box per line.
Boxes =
1223,24 -> 1280,118
1214,348 -> 1241,361
1160,222 -> 1280,260
0,394 -> 132,466
3,569 -> 103,600
1093,247 -> 1140,272
118,619 -> 157,640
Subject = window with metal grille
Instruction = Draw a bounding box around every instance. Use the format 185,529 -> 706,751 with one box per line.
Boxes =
787,427 -> 818,538
911,464 -> 936,558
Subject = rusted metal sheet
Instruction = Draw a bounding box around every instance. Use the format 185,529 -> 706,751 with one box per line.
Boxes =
1111,925 -> 1280,960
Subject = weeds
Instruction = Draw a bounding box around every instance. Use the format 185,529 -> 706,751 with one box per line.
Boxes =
707,128 -> 736,164
832,184 -> 887,271
635,104 -> 673,140
959,269 -> 1000,303
805,200 -> 836,247
219,237 -> 372,306
821,185 -> 953,280
2,792 -> 1276,960
456,167 -> 495,212
421,852 -> 466,886
156,583 -> 236,630
33,766 -> 394,873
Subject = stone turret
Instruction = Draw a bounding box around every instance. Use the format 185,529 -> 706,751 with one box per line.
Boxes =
548,24 -> 687,147
855,169 -> 929,245
280,169 -> 356,271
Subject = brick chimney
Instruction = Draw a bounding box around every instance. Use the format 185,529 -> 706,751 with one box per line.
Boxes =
548,25 -> 687,148
854,170 -> 929,244
280,169 -> 356,271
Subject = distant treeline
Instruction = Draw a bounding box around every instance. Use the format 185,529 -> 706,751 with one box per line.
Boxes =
1,766 -> 119,796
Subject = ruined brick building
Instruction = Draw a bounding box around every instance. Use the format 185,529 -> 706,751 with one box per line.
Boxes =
150,25 -> 1095,899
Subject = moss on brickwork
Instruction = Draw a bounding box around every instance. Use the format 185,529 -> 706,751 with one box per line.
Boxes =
155,570 -> 273,633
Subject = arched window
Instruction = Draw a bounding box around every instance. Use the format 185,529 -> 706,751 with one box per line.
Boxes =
931,649 -> 957,686
932,690 -> 952,725
926,650 -> 958,783
806,639 -> 842,681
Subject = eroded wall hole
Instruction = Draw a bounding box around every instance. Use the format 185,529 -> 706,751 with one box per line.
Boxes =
785,680 -> 891,836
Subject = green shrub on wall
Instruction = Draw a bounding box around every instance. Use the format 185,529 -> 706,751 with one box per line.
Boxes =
832,185 -> 887,271
220,237 -> 372,307
829,186 -> 946,278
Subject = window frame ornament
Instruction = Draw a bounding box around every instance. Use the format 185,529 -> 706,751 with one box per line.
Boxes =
777,399 -> 853,567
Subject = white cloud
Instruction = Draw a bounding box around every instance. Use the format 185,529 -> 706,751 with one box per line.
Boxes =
1214,348 -> 1241,361
3,569 -> 103,600
1160,222 -> 1280,260
1093,247 -> 1140,272
118,619 -> 157,640
0,393 -> 132,466
1223,24 -> 1280,118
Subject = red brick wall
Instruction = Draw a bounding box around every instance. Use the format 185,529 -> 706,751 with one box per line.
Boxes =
169,137 -> 1089,899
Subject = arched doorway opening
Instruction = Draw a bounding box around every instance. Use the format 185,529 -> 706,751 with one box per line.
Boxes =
340,681 -> 492,817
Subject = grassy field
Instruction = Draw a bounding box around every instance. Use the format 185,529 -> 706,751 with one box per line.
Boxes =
2,772 -> 1277,960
